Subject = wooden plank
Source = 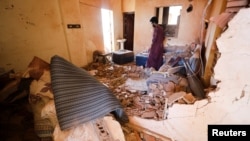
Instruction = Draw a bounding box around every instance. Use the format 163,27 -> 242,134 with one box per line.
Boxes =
143,133 -> 157,141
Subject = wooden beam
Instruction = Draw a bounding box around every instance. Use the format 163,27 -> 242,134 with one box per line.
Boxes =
202,0 -> 227,87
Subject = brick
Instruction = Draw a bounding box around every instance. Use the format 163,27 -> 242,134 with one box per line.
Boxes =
143,133 -> 156,141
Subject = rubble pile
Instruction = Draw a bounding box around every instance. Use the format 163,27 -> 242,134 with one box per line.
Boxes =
84,62 -> 198,120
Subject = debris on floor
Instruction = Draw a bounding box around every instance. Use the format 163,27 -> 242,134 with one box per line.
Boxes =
83,61 -> 207,121
122,123 -> 171,141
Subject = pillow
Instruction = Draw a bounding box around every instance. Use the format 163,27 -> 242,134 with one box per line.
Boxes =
22,56 -> 50,81
30,80 -> 54,100
50,55 -> 128,130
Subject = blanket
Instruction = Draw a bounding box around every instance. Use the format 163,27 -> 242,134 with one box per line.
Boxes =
50,55 -> 128,130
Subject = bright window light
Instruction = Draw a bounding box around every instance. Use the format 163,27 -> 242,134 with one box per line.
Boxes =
168,6 -> 182,25
101,8 -> 114,53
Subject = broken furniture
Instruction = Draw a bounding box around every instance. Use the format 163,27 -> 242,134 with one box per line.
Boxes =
95,52 -> 113,64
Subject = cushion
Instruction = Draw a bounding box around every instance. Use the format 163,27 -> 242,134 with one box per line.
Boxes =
30,80 -> 54,100
22,56 -> 50,81
50,55 -> 128,130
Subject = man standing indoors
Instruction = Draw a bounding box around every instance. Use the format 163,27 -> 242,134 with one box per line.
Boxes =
146,16 -> 165,71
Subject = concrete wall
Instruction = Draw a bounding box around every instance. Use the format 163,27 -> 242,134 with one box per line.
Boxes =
59,0 -> 87,68
0,0 -> 212,73
79,0 -> 123,64
0,0 -> 71,72
0,0 -> 122,72
122,0 -> 135,12
133,0 -> 207,53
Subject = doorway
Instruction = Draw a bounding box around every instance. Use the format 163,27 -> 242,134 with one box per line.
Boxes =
123,12 -> 134,51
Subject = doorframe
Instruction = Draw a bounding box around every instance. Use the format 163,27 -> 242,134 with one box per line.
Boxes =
123,12 -> 135,51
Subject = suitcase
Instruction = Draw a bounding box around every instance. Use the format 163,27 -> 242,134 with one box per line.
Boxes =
112,50 -> 134,65
135,53 -> 149,67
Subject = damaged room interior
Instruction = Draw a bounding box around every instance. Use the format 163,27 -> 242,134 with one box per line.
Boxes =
1,0 -> 250,141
